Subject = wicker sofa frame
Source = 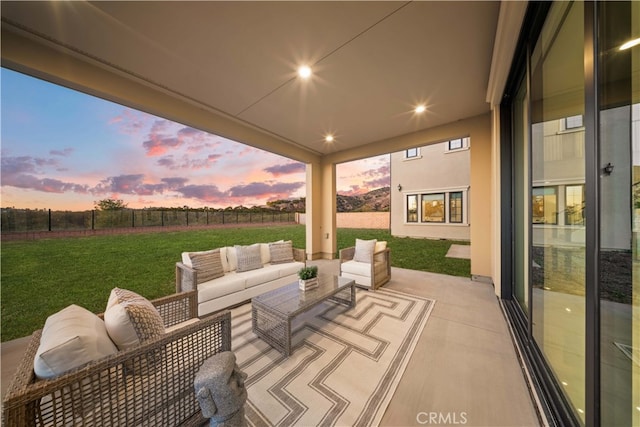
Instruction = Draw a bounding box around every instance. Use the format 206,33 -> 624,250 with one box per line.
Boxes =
339,245 -> 391,291
2,291 -> 231,427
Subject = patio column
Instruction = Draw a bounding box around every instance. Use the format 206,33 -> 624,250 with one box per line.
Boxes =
305,161 -> 337,260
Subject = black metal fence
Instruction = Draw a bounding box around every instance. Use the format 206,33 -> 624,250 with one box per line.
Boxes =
0,208 -> 297,233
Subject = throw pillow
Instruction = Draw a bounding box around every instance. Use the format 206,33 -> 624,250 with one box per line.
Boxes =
190,249 -> 224,284
269,240 -> 294,264
235,244 -> 263,272
182,248 -> 217,268
375,241 -> 387,252
354,238 -> 377,263
104,288 -> 165,351
34,304 -> 118,379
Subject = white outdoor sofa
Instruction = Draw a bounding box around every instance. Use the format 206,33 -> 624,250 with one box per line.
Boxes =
176,241 -> 306,316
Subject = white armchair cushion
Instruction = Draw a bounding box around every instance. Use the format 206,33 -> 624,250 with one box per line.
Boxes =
341,260 -> 371,277
354,239 -> 377,263
34,304 -> 118,379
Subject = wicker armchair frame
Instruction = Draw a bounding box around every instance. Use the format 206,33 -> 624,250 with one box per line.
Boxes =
339,246 -> 391,291
2,291 -> 231,427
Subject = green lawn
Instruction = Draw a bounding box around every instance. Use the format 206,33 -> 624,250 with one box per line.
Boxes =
1,226 -> 469,342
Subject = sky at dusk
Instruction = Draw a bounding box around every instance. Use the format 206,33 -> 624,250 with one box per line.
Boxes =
1,68 -> 389,211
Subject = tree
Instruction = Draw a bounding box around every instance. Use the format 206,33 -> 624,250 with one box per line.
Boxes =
94,198 -> 128,211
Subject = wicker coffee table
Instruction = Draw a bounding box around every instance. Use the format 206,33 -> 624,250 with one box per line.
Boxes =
251,275 -> 356,356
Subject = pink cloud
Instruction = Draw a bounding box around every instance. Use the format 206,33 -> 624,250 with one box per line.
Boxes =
156,154 -> 222,170
92,174 -> 166,196
228,182 -> 304,198
175,184 -> 227,203
264,162 -> 305,177
50,148 -> 74,157
109,109 -> 148,135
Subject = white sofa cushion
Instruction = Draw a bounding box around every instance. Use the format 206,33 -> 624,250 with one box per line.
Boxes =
34,304 -> 118,379
197,273 -> 246,302
259,243 -> 271,264
354,239 -> 377,263
244,265 -> 281,288
225,246 -> 238,271
104,288 -> 165,351
276,261 -> 306,278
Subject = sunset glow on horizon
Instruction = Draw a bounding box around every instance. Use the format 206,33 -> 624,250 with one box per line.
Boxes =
1,68 -> 389,211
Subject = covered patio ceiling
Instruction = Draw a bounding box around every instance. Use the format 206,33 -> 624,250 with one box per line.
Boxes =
1,1 -> 501,161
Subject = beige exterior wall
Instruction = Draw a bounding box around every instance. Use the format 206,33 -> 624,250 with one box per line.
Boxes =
469,115 -> 493,280
298,212 -> 390,229
390,140 -> 471,241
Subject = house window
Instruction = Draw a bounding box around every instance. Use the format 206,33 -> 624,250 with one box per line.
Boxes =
565,184 -> 585,225
564,114 -> 583,129
449,192 -> 463,223
421,193 -> 445,223
532,187 -> 557,224
448,138 -> 463,151
407,195 -> 418,222
406,147 -> 419,158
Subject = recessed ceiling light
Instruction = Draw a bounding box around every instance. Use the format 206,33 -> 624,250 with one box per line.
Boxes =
415,105 -> 426,114
325,135 -> 334,143
298,65 -> 312,79
619,37 -> 640,50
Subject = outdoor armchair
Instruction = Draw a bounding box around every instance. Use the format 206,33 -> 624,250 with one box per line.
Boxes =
339,239 -> 391,291
2,291 -> 231,427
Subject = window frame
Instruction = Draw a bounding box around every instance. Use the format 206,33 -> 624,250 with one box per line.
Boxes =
449,191 -> 463,223
420,193 -> 446,223
406,194 -> 418,223
405,147 -> 420,159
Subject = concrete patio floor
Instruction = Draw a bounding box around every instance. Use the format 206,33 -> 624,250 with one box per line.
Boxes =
1,260 -> 541,426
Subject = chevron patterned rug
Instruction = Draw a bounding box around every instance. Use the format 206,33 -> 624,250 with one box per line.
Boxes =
230,288 -> 435,427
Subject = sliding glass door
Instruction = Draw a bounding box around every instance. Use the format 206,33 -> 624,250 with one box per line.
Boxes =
505,1 -> 639,425
529,2 -> 586,423
598,2 -> 639,425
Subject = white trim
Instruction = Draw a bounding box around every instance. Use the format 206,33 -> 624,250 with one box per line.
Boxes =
485,1 -> 528,107
403,185 -> 470,194
404,222 -> 470,228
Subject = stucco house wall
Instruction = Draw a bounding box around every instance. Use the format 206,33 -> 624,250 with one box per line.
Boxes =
390,140 -> 471,241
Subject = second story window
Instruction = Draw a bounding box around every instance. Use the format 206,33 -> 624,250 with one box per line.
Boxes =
446,137 -> 470,152
564,115 -> 583,130
406,147 -> 419,159
448,138 -> 463,151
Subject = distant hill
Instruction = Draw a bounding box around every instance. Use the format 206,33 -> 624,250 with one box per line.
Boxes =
337,187 -> 390,212
266,187 -> 390,212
